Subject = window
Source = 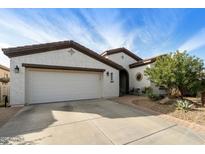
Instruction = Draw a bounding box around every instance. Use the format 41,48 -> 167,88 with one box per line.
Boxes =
136,72 -> 143,81
4,73 -> 8,78
110,72 -> 114,83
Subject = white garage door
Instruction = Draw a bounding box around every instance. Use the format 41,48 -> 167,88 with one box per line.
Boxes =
25,69 -> 102,104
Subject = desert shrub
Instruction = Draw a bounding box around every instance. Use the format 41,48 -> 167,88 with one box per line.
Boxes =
143,87 -> 153,95
144,51 -> 205,98
175,100 -> 193,112
148,93 -> 162,101
143,86 -> 164,101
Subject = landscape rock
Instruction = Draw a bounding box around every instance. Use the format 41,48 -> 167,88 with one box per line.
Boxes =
159,97 -> 171,104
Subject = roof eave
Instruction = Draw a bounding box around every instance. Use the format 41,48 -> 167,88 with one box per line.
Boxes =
101,48 -> 142,61
129,60 -> 156,68
2,40 -> 123,70
0,65 -> 10,71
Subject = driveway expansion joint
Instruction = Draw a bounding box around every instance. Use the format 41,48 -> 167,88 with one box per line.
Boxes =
116,99 -> 205,133
0,116 -> 103,137
89,120 -> 115,145
1,99 -> 204,144
123,124 -> 178,145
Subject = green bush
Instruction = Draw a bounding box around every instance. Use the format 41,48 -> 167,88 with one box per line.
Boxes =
175,100 -> 193,112
144,87 -> 153,95
144,51 -> 205,98
148,93 -> 162,101
143,86 -> 164,101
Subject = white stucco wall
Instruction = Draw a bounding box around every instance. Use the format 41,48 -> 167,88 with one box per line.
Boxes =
105,53 -> 137,70
10,48 -> 119,105
105,53 -> 138,90
129,64 -> 166,94
129,64 -> 151,90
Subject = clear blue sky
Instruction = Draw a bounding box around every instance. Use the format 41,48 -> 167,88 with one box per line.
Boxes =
0,8 -> 205,67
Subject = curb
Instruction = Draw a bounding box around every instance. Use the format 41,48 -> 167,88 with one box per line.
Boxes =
119,101 -> 205,133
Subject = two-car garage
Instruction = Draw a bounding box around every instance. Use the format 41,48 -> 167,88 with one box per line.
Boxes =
3,40 -> 121,106
25,67 -> 104,104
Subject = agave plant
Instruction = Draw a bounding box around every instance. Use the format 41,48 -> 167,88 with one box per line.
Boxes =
175,100 -> 193,112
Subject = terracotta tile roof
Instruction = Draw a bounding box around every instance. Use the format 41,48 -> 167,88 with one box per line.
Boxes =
101,47 -> 142,61
2,40 -> 124,70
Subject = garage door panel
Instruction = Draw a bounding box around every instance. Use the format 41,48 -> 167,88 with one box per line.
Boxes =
26,69 -> 102,104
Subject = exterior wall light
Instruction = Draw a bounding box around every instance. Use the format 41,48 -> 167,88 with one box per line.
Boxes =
106,71 -> 109,76
14,65 -> 19,73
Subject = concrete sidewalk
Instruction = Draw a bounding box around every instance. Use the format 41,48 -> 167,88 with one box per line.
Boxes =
0,99 -> 204,145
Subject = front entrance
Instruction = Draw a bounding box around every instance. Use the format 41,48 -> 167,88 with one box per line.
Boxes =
119,69 -> 129,96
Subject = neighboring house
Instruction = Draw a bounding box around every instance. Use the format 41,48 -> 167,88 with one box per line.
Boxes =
0,64 -> 10,103
2,40 -> 165,106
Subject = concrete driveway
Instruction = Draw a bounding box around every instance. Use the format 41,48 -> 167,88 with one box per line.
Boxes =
0,99 -> 204,145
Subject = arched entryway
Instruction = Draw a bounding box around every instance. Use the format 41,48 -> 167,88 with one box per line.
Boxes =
119,69 -> 129,96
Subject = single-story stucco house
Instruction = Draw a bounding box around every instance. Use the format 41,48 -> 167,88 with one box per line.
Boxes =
0,64 -> 10,103
2,40 -> 165,106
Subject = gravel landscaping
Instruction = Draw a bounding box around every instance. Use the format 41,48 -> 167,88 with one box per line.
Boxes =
112,96 -> 205,126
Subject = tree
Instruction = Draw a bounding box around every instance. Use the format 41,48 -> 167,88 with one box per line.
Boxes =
144,51 -> 205,98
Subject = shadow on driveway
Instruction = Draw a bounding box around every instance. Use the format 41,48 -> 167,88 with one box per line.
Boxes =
0,99 -> 154,140
0,98 -> 204,144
